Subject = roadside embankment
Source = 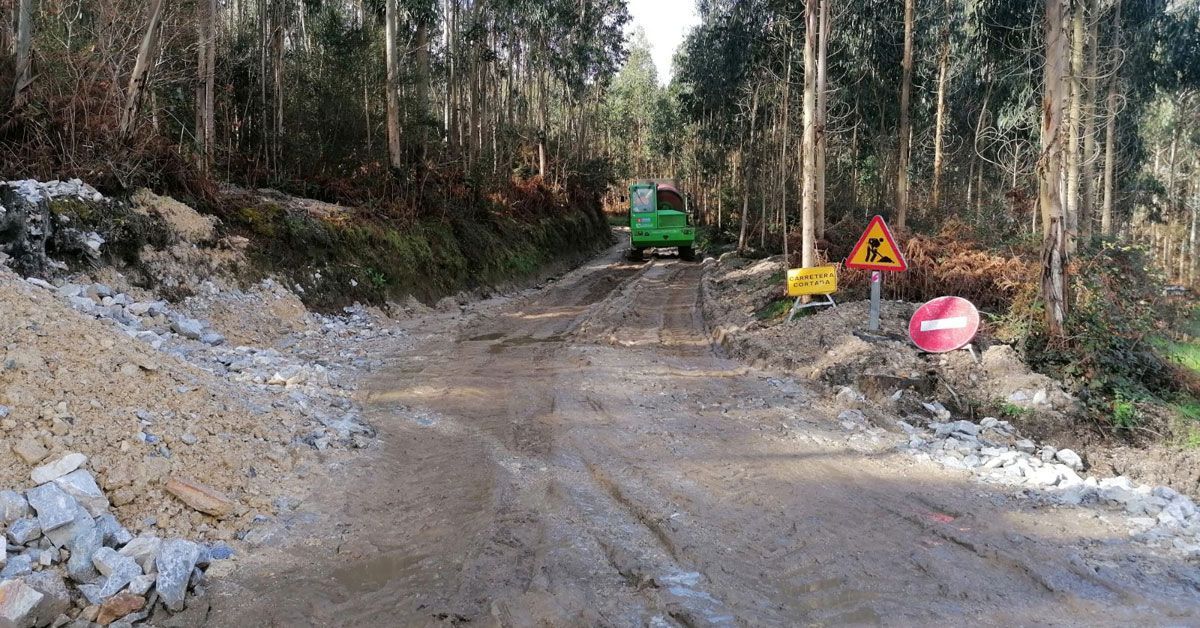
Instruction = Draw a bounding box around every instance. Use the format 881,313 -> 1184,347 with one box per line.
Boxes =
701,252 -> 1200,558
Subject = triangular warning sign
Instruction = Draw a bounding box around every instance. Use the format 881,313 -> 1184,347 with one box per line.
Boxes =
846,215 -> 907,271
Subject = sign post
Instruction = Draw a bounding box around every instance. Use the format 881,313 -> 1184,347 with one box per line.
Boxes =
784,266 -> 838,322
869,272 -> 882,330
845,216 -> 907,332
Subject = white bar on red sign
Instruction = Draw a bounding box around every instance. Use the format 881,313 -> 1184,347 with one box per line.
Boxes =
919,316 -> 969,332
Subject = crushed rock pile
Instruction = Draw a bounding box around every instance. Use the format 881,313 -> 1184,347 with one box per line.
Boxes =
1,453 -> 228,626
1,265 -> 391,545
0,180 -> 409,624
835,399 -> 1200,556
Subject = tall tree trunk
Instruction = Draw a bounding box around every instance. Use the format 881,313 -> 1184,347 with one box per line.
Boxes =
272,0 -> 284,162
119,0 -> 166,139
1101,0 -> 1121,236
1,0 -> 12,55
385,0 -> 402,169
1167,133 -> 1178,217
443,0 -> 454,148
931,0 -> 950,210
1040,0 -> 1070,336
815,0 -> 830,241
781,31 -> 793,264
1190,177 -> 1199,286
12,0 -> 32,107
895,0 -> 915,228
196,0 -> 217,174
414,20 -> 430,129
737,84 -> 759,253
1081,0 -> 1099,239
1065,2 -> 1084,252
801,0 -> 819,267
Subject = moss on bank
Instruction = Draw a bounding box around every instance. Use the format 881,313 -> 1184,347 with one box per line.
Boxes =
227,196 -> 612,310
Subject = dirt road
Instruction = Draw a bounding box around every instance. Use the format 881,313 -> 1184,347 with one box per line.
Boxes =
208,244 -> 1199,626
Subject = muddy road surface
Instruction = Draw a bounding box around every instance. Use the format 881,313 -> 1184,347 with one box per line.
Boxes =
208,244 -> 1199,626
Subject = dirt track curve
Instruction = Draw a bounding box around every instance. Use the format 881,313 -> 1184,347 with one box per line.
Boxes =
207,243 -> 1200,626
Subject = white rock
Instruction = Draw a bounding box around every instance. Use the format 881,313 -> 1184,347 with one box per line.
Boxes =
6,517 -> 41,545
171,316 -> 205,340
0,579 -> 44,628
127,574 -> 155,596
922,402 -> 952,421
1027,466 -> 1062,487
52,469 -> 109,516
155,539 -> 202,611
25,483 -> 79,533
30,452 -> 88,485
1152,486 -> 1181,501
118,536 -> 161,573
1054,448 -> 1083,471
43,503 -> 95,548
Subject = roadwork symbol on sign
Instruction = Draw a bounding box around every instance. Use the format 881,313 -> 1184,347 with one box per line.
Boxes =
909,296 -> 980,353
846,215 -> 907,272
786,266 -> 838,297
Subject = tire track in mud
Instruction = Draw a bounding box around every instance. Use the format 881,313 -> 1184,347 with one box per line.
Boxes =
208,248 -> 1200,627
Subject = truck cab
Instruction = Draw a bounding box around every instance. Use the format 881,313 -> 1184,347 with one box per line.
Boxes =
628,179 -> 696,261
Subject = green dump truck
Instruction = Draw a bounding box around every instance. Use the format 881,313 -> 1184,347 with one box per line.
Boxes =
628,179 -> 696,261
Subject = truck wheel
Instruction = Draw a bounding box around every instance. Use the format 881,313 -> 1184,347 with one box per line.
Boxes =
679,246 -> 696,262
628,248 -> 644,261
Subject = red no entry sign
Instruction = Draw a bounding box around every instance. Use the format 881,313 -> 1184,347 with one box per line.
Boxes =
909,296 -> 980,353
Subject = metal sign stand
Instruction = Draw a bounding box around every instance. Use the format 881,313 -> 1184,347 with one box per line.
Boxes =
787,294 -> 837,322
868,271 -> 882,331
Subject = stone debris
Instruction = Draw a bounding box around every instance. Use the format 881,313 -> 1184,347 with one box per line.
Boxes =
117,538 -> 161,575
885,405 -> 1200,557
0,460 -> 229,625
25,484 -> 77,534
52,470 -> 109,517
6,519 -> 41,545
154,540 -> 202,612
10,442 -> 48,467
22,571 -> 71,627
0,578 -> 43,628
0,491 -> 29,523
96,593 -> 145,626
0,181 -> 407,624
66,528 -> 103,582
29,454 -> 86,486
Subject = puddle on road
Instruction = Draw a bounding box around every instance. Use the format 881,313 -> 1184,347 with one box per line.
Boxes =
331,550 -> 429,593
789,575 -> 882,623
465,332 -> 566,354
487,334 -> 564,354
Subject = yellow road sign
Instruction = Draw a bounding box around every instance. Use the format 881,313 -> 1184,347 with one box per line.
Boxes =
786,266 -> 838,297
846,215 -> 907,272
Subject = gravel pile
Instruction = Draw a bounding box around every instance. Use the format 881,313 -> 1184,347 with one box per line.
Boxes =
879,401 -> 1200,555
0,180 -> 411,624
1,453 -> 230,626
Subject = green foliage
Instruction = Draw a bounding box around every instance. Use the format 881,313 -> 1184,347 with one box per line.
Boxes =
1112,394 -> 1141,429
754,298 -> 792,322
999,402 -> 1033,419
1011,241 -> 1179,404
